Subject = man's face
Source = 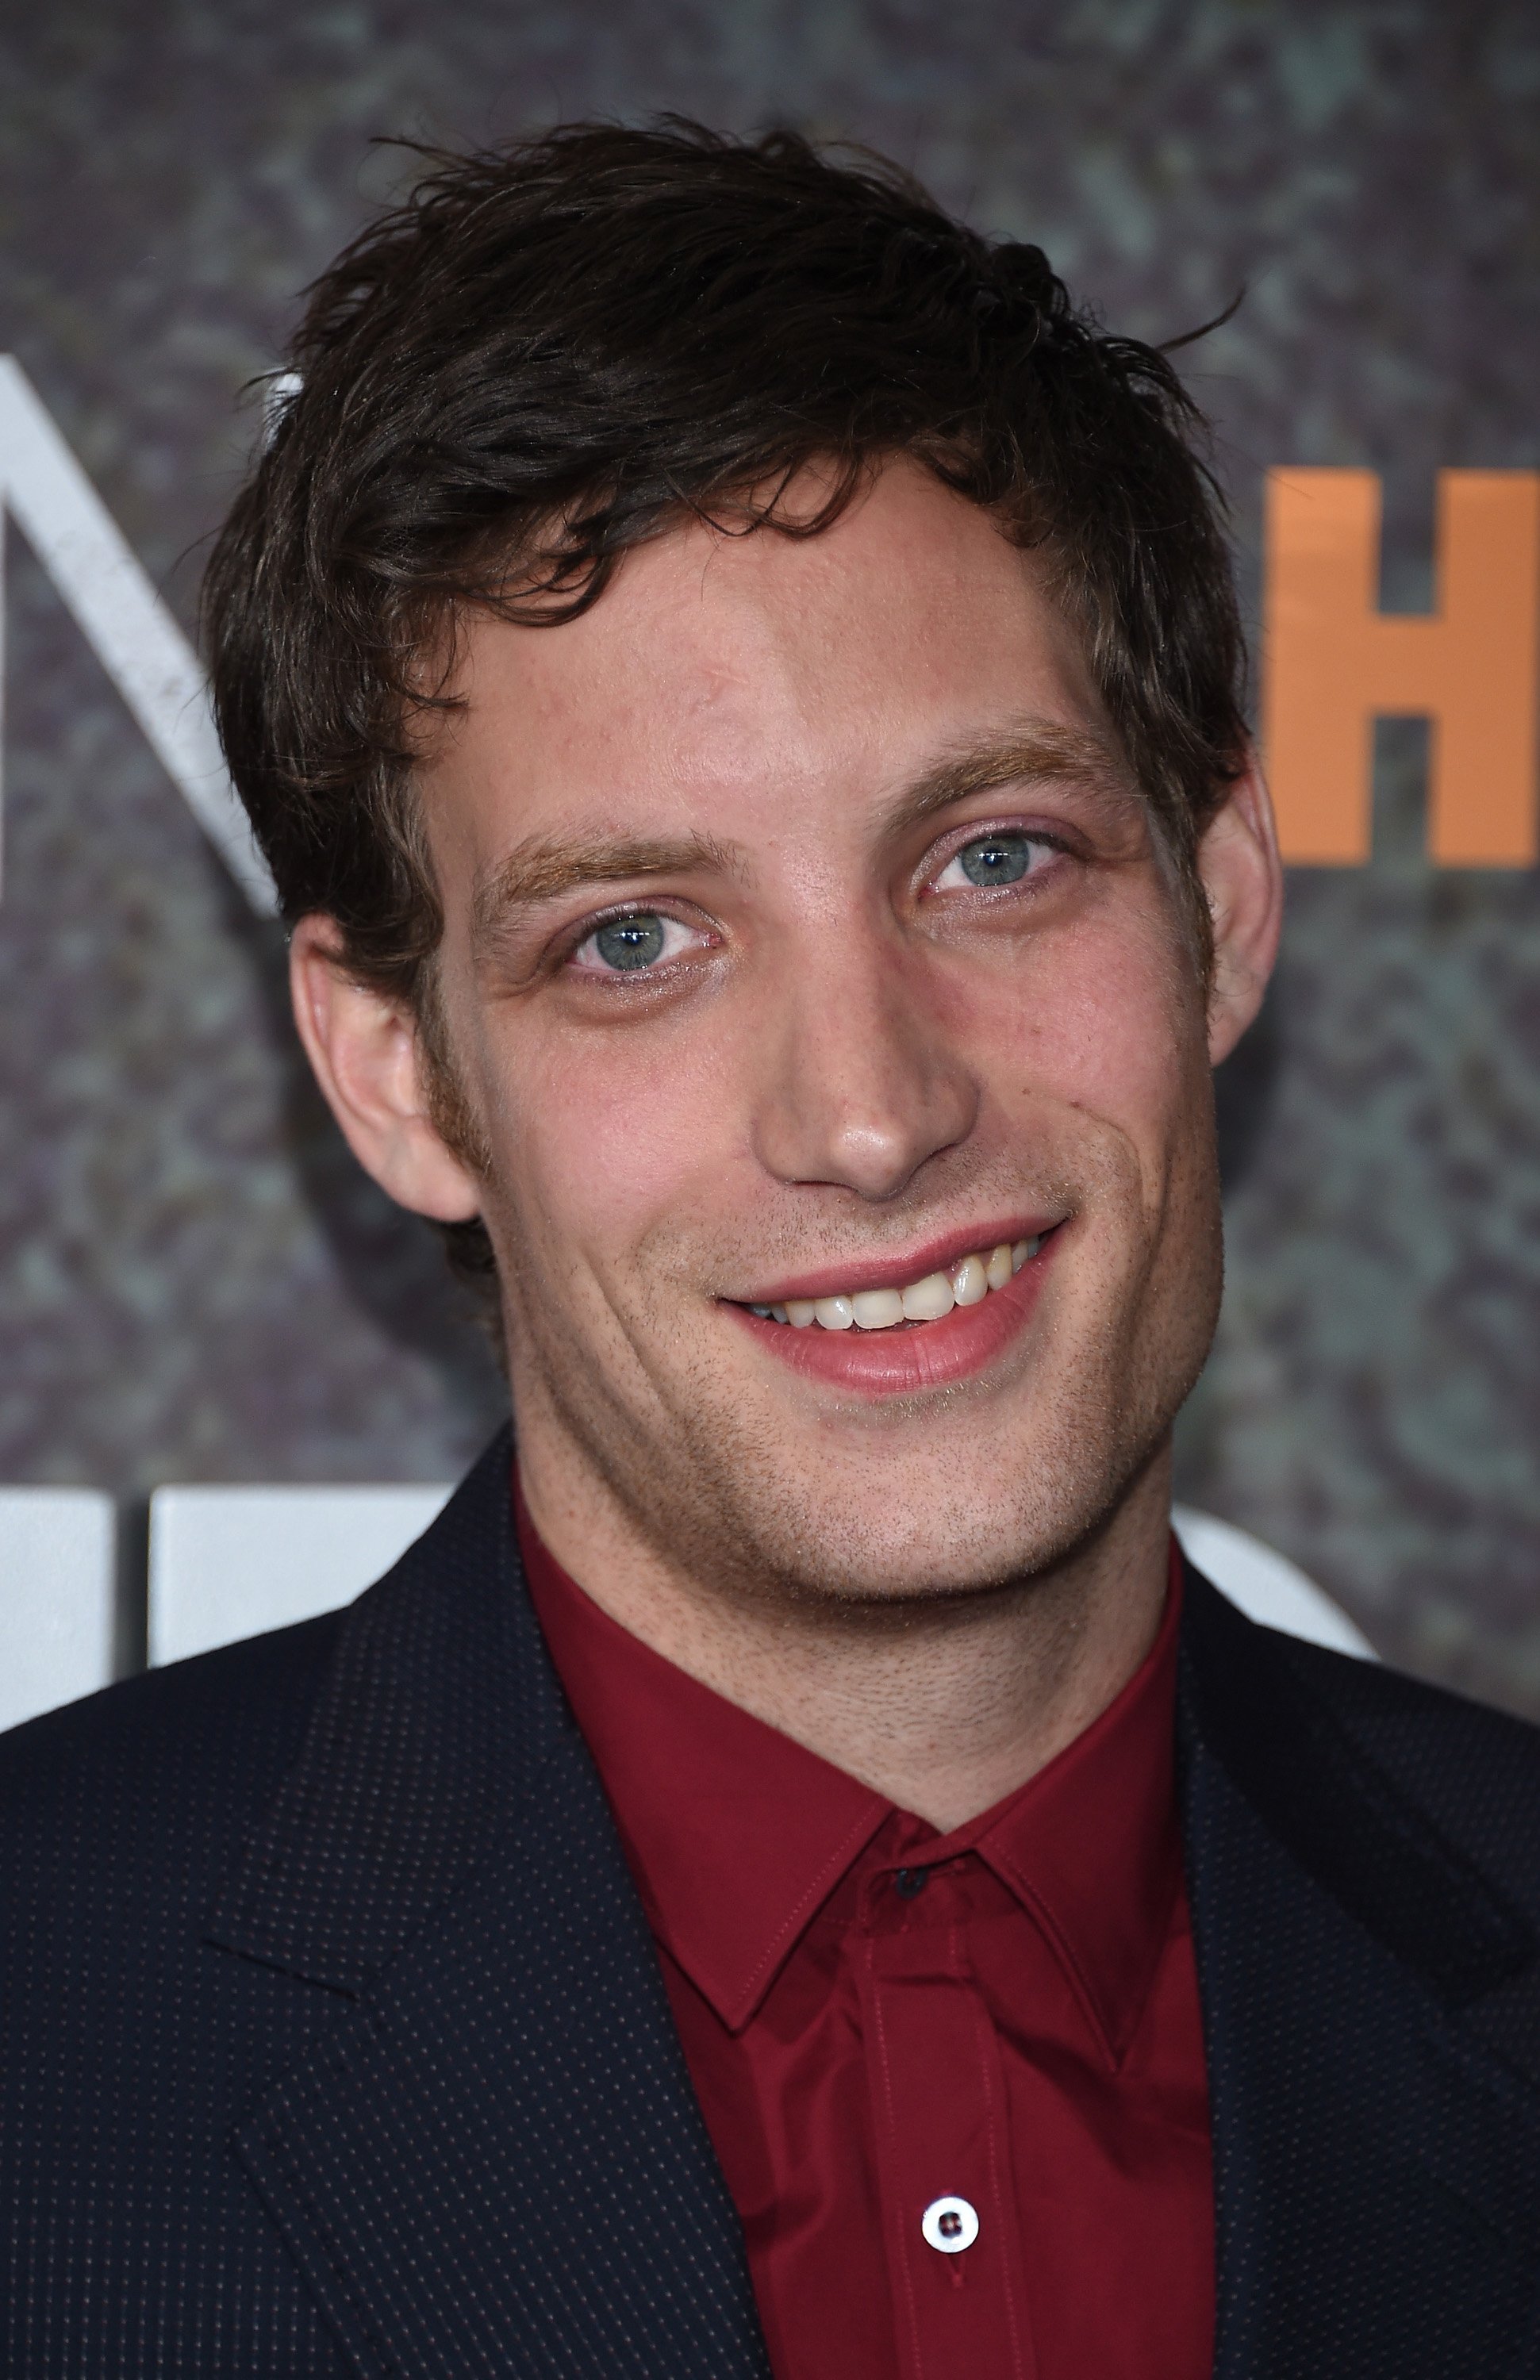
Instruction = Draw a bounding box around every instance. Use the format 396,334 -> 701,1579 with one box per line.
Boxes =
416,461 -> 1232,1606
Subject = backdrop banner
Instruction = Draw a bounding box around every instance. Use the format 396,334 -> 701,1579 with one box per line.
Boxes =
1,1 -> 1537,1711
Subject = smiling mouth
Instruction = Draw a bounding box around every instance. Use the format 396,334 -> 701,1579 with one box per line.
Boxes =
741,1234 -> 1043,1334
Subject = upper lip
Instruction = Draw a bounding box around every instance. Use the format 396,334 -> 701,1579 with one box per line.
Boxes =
733,1217 -> 1061,1307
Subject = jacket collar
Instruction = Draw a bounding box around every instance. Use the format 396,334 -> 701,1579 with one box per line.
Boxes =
1177,1560 -> 1540,2379
209,1430 -> 547,1993
212,1428 -> 771,2378
209,1443 -> 1540,2378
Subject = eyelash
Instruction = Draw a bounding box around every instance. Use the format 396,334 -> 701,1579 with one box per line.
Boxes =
559,823 -> 1070,981
925,823 -> 1066,896
565,906 -> 714,979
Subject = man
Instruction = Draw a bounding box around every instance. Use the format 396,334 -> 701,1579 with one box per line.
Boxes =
3,119 -> 1539,2380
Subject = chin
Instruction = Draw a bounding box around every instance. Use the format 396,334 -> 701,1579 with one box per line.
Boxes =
666,1411 -> 1155,1611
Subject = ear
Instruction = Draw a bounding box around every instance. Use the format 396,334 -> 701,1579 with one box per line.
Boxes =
1199,754 -> 1284,1065
289,915 -> 482,1223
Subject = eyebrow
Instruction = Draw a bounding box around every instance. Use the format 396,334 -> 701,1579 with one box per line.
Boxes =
878,721 -> 1139,841
472,830 -> 743,960
470,720 -> 1138,959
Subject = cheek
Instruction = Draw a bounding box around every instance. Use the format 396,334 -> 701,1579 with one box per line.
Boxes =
972,908 -> 1204,1154
482,1014 -> 747,1276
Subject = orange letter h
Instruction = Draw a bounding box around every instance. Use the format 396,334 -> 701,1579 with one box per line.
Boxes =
1263,469 -> 1540,865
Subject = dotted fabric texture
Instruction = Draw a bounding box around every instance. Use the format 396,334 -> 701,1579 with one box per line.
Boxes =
2,1429 -> 1540,2376
0,1604 -> 351,2374
0,1433 -> 769,2378
1181,1577 -> 1540,2378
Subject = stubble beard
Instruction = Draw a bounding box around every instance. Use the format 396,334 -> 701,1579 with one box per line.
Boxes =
490,1135 -> 1225,1628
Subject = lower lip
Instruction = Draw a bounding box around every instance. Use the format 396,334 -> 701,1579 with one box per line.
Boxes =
727,1234 -> 1058,1398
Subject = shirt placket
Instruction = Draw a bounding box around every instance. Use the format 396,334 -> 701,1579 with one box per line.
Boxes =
856,1864 -> 1038,2380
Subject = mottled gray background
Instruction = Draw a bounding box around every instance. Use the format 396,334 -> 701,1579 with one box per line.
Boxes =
1,0 -> 1537,1706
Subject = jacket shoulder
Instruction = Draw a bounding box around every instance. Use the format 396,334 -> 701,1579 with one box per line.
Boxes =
0,1612 -> 344,1924
1278,1630 -> 1540,1909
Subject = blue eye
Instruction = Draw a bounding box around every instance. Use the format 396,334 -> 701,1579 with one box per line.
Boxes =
570,909 -> 711,979
955,831 -> 1035,887
592,915 -> 667,969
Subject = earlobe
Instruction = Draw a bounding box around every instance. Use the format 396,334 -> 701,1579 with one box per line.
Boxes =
1200,756 -> 1285,1066
289,916 -> 484,1224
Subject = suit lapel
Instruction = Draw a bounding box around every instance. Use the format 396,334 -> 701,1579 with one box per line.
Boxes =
1180,1568 -> 1540,2380
209,1434 -> 769,2380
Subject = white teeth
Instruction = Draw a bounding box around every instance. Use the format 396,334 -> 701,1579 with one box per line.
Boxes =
901,1271 -> 954,1322
752,1232 -> 1047,1333
951,1253 -> 989,1307
852,1288 -> 905,1330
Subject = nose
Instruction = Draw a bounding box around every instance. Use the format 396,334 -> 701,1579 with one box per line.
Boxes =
750,928 -> 978,1201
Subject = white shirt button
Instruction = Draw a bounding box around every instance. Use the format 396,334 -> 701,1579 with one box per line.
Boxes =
920,2194 -> 980,2254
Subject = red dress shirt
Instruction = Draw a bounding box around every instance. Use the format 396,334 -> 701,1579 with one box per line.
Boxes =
518,1493 -> 1213,2380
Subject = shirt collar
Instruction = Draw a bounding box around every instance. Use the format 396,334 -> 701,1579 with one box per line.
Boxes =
517,1479 -> 1182,2064
929,1553 -> 1185,2064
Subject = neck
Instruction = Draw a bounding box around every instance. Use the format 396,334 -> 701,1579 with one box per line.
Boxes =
518,1444 -> 1174,1832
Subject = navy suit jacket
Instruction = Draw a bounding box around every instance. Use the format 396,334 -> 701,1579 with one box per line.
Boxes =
4,1429 -> 1540,2377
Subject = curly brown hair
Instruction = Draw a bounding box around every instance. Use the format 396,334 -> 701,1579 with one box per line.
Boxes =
204,117 -> 1247,1289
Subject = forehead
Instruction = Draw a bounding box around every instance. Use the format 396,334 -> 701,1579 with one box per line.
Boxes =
428,459 -> 1117,852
